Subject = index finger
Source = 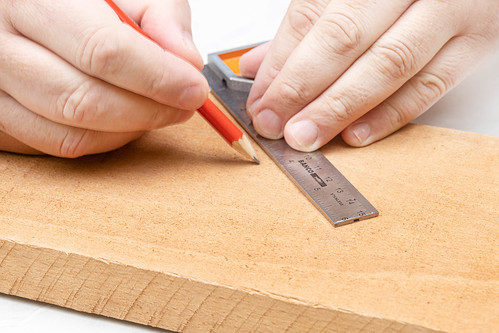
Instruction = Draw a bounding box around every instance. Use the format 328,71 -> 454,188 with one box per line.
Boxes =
250,0 -> 413,139
246,0 -> 328,117
6,0 -> 208,110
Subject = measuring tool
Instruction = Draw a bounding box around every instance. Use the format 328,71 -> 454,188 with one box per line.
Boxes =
203,45 -> 378,227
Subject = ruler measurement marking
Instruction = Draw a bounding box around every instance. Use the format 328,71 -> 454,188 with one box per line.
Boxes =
203,64 -> 378,226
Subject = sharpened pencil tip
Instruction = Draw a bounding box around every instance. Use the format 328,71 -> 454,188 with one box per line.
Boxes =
232,135 -> 260,164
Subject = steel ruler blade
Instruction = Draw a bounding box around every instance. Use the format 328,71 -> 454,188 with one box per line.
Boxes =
203,50 -> 378,227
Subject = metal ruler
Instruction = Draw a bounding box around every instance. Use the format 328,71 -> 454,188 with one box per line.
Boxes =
203,46 -> 378,227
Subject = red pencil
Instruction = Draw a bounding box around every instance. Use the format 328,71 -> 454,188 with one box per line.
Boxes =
197,98 -> 259,162
104,0 -> 259,163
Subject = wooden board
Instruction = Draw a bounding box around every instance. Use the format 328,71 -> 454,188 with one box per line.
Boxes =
0,106 -> 498,332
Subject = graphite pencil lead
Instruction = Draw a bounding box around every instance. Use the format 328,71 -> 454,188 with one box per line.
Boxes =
232,135 -> 260,164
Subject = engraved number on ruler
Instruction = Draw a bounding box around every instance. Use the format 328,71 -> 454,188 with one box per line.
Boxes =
203,59 -> 378,227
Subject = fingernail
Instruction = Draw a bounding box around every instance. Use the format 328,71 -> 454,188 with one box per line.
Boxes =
288,120 -> 319,149
179,84 -> 205,109
349,122 -> 371,145
254,109 -> 282,138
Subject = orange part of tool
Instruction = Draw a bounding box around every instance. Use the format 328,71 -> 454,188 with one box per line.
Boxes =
218,47 -> 256,76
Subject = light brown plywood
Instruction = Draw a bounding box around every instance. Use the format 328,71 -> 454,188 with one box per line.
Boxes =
0,106 -> 498,332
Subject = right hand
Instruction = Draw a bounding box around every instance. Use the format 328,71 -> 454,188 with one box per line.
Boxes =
239,0 -> 499,152
0,0 -> 208,157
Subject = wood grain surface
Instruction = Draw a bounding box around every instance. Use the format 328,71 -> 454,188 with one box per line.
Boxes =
0,107 -> 497,332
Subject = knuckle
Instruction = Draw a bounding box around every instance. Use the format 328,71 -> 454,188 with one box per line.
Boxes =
411,71 -> 452,103
145,108 -> 164,129
321,95 -> 357,124
287,1 -> 323,39
78,26 -> 122,77
278,78 -> 311,107
268,62 -> 282,82
57,129 -> 92,158
385,100 -> 412,129
318,12 -> 363,55
373,39 -> 418,80
56,82 -> 98,124
144,67 -> 168,98
145,107 -> 172,129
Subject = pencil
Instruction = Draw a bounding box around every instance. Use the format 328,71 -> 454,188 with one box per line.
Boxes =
197,98 -> 259,162
104,0 -> 259,164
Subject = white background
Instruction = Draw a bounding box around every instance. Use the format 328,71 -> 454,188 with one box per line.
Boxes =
1,0 -> 497,332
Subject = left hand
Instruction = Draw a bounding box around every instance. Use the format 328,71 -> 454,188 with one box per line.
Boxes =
0,0 -> 207,157
240,0 -> 499,151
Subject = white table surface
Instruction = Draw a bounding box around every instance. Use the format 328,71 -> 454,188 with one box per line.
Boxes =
1,1 -> 497,332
